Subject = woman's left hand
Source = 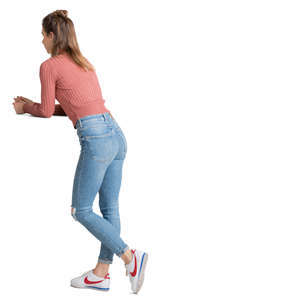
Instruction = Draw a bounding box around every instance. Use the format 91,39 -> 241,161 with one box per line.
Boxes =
13,100 -> 25,114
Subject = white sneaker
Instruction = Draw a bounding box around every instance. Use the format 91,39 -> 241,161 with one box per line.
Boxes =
125,249 -> 149,294
70,269 -> 110,291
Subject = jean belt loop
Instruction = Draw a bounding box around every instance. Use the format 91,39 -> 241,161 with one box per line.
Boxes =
79,118 -> 82,128
103,113 -> 107,121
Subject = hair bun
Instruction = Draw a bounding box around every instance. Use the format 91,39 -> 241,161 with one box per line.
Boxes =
54,9 -> 68,18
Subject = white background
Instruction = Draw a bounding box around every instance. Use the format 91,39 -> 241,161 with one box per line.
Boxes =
1,0 -> 299,299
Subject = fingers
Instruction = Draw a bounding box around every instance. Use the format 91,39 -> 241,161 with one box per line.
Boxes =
13,96 -> 25,103
19,96 -> 28,101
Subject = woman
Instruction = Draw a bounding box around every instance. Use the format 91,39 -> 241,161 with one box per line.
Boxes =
13,9 -> 148,294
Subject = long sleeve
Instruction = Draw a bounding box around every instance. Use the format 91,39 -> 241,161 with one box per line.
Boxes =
23,62 -> 56,118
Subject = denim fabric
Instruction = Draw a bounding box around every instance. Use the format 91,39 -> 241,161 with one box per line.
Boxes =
71,112 -> 129,264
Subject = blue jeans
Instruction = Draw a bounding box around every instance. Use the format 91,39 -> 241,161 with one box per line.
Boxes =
71,112 -> 129,264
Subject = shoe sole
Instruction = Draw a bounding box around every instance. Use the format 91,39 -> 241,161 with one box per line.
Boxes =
134,252 -> 148,294
70,284 -> 109,291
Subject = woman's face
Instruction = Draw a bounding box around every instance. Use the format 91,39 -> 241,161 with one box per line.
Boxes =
41,27 -> 54,54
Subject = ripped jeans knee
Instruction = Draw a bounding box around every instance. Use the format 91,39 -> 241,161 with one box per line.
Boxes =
71,206 -> 93,223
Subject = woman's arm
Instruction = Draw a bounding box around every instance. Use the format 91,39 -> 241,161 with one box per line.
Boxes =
23,62 -> 57,118
18,97 -> 67,116
54,104 -> 67,116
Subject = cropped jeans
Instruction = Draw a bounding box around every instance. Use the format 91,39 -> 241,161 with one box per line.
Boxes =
71,112 -> 129,264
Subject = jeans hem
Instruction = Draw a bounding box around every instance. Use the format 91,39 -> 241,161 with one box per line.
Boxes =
98,258 -> 113,264
116,245 -> 130,257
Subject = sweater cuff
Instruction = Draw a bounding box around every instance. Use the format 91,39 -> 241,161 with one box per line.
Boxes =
23,102 -> 38,115
23,102 -> 30,113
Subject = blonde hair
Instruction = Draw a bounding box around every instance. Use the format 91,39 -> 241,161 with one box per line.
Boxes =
42,9 -> 95,72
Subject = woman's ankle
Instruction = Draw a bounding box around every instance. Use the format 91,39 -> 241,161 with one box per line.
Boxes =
122,248 -> 133,265
93,267 -> 109,277
93,262 -> 110,277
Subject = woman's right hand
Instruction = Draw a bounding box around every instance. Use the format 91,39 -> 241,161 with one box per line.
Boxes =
14,96 -> 35,105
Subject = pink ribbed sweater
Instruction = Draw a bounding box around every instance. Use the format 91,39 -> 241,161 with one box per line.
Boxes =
23,52 -> 111,129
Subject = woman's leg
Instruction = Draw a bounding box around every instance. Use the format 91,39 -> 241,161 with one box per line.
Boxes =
95,159 -> 124,270
95,127 -> 129,275
71,134 -> 130,264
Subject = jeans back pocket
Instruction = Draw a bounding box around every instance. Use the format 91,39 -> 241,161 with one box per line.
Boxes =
79,120 -> 113,139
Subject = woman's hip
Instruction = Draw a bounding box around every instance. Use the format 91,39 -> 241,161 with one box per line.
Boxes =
75,113 -> 127,161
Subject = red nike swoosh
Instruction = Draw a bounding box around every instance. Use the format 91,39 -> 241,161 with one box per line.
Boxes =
84,276 -> 104,284
130,252 -> 137,277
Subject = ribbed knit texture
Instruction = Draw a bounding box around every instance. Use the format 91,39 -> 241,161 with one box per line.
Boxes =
23,52 -> 110,129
